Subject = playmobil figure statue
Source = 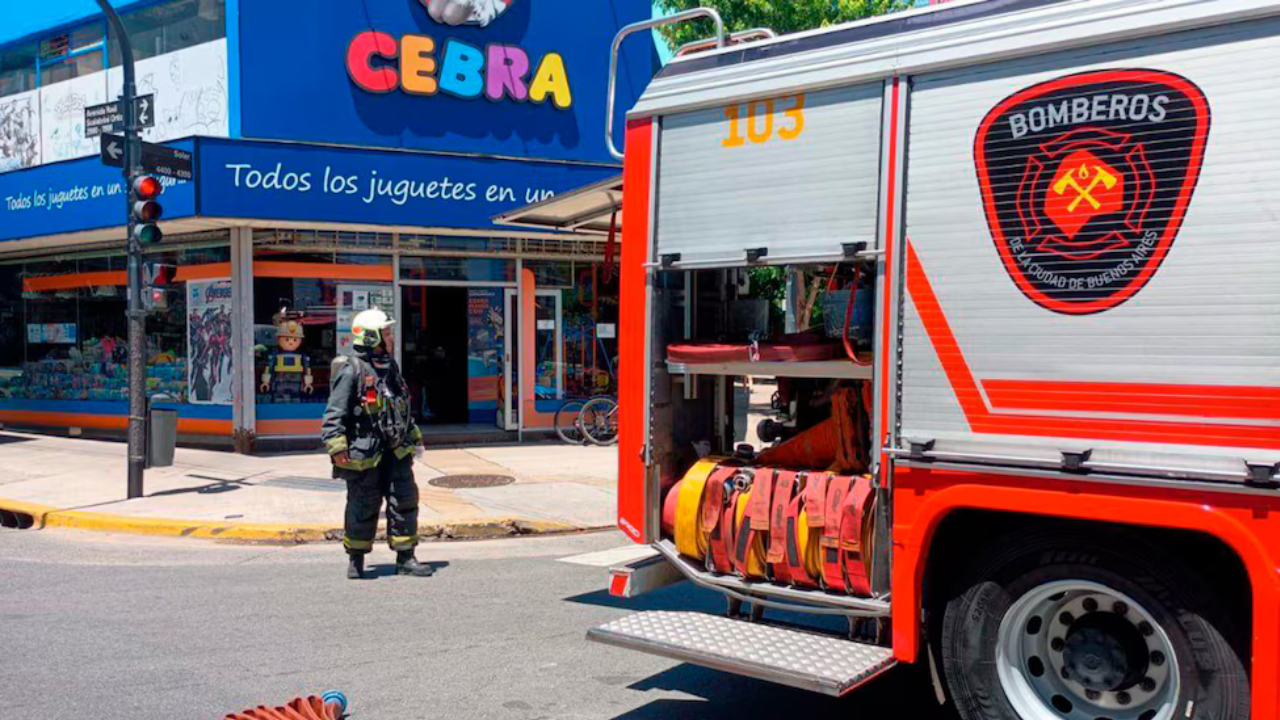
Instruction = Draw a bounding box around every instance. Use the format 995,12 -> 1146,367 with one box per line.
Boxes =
261,309 -> 314,403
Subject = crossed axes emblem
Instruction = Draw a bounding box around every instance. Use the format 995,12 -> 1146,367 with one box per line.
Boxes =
1052,162 -> 1120,213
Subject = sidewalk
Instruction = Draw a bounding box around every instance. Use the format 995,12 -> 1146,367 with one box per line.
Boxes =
0,431 -> 618,543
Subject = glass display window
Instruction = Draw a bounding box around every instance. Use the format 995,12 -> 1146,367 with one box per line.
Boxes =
0,239 -> 229,404
252,249 -> 393,405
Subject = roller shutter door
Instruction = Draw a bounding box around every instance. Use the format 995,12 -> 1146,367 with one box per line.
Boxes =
655,84 -> 882,267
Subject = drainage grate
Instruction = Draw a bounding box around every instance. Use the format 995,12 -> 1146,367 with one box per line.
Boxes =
260,476 -> 347,493
0,508 -> 36,529
429,474 -> 516,489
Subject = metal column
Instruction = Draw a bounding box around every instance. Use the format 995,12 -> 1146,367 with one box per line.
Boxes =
230,227 -> 255,452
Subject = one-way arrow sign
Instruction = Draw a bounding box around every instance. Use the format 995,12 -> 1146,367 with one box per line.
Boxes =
103,137 -> 124,163
100,133 -> 194,181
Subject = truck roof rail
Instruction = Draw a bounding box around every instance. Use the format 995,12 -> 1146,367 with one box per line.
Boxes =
674,27 -> 778,58
606,8 -> 727,161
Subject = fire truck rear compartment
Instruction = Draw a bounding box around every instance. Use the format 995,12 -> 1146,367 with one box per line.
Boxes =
626,265 -> 890,617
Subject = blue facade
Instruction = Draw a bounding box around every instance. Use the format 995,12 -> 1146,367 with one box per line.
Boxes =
237,0 -> 655,165
0,140 -> 197,242
0,0 -> 657,242
196,138 -> 616,230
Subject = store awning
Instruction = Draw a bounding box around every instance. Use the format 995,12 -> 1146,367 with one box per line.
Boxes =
492,175 -> 622,237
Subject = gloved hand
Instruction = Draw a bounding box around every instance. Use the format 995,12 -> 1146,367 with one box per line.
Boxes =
424,0 -> 508,27
332,451 -> 351,467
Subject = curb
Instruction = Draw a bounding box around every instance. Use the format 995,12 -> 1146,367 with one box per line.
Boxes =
0,497 -> 587,544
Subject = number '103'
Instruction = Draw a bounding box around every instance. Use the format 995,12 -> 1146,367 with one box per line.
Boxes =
722,94 -> 806,147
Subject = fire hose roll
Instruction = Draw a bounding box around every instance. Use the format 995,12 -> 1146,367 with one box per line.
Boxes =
820,475 -> 856,592
839,474 -> 877,596
672,459 -> 719,560
731,481 -> 769,579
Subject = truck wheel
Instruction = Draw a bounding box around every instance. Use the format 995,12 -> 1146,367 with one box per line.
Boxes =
939,531 -> 1248,720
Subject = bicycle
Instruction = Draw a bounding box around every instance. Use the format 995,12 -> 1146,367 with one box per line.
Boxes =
578,395 -> 618,446
554,398 -> 589,445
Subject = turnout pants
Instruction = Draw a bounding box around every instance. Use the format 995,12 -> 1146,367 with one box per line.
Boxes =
340,454 -> 420,555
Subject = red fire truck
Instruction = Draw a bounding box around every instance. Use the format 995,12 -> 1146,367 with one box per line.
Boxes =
587,1 -> 1280,719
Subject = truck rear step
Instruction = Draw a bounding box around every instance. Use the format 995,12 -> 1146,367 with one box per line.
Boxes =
587,610 -> 895,696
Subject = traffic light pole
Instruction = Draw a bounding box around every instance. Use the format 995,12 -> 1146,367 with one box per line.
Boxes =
98,0 -> 146,499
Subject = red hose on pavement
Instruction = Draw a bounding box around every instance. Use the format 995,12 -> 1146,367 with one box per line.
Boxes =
225,692 -> 347,720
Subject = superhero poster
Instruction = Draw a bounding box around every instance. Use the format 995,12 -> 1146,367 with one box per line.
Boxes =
975,69 -> 1209,314
187,279 -> 234,405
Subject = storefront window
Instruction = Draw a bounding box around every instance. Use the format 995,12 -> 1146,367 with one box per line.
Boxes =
525,260 -> 573,288
0,239 -> 230,404
400,235 -> 518,254
400,256 -> 515,283
253,250 -> 394,405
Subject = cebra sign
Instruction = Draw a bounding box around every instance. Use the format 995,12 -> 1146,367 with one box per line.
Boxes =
346,0 -> 573,109
238,0 -> 656,163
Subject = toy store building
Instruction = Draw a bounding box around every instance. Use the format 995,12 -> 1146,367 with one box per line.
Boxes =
0,0 -> 654,449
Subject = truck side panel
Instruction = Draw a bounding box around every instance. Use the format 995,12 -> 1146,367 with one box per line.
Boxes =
618,118 -> 655,543
900,19 -> 1280,478
889,465 -> 1280,718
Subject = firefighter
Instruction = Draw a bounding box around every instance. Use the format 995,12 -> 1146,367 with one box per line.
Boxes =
321,308 -> 434,579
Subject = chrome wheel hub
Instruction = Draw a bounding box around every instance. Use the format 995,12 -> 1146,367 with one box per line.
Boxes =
996,580 -> 1178,720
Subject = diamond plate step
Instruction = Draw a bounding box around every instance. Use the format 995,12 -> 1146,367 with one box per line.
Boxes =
587,611 -> 895,696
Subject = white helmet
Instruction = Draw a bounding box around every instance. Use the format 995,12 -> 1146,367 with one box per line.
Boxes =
351,308 -> 396,349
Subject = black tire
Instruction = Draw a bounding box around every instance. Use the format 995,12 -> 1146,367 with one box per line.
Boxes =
579,396 -> 618,446
554,400 -> 587,445
939,528 -> 1249,720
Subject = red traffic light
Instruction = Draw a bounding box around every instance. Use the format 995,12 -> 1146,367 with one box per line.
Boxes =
132,175 -> 163,200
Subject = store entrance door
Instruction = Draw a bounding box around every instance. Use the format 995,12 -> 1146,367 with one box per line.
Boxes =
400,286 -> 468,424
502,289 -> 564,432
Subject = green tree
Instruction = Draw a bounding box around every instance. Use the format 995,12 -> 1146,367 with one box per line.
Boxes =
654,0 -> 908,50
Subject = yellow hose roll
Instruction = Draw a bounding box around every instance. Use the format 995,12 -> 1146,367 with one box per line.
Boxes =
797,508 -> 824,582
733,488 -> 768,577
674,459 -> 717,560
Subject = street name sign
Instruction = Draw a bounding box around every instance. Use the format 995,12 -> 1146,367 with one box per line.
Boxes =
85,94 -> 155,138
100,134 -> 194,181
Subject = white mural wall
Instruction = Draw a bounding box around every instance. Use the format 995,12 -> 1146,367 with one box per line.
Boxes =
0,38 -> 228,173
107,38 -> 229,142
0,89 -> 40,172
40,72 -> 109,164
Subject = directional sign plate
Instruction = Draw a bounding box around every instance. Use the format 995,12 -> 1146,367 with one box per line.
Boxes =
85,94 -> 155,138
100,133 -> 194,181
100,133 -> 126,166
141,142 -> 194,181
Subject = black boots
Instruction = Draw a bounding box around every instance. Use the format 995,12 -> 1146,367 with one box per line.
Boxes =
347,554 -> 365,580
347,551 -> 433,578
396,550 -> 435,577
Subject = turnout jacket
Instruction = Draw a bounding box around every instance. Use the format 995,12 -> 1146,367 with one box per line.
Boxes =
321,353 -> 423,470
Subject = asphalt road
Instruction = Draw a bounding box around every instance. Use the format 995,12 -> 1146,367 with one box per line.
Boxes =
0,527 -> 950,720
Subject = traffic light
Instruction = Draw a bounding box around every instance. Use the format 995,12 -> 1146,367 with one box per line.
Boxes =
130,174 -> 163,245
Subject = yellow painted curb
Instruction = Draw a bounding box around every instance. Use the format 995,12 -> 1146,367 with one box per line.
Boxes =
44,510 -> 342,543
0,497 -> 593,543
0,499 -> 56,528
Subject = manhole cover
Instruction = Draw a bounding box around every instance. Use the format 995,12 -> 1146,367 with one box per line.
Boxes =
429,474 -> 516,489
260,476 -> 346,493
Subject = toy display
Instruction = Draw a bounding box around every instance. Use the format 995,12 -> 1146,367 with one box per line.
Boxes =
0,335 -> 188,401
260,308 -> 314,403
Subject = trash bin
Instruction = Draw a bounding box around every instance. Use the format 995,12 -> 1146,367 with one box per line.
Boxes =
147,397 -> 179,468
